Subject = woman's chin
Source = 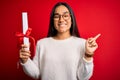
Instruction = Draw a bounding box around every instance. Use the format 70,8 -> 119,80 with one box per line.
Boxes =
58,29 -> 67,33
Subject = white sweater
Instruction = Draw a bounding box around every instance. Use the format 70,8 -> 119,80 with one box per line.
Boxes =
21,36 -> 94,80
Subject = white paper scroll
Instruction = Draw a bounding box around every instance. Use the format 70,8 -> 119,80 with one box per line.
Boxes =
22,12 -> 29,50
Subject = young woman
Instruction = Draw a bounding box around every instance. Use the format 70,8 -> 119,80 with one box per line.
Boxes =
20,2 -> 100,80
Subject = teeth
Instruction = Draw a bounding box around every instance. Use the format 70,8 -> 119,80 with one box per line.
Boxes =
60,24 -> 65,26
59,24 -> 66,26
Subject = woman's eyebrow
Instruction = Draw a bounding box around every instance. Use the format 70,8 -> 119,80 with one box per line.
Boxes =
54,11 -> 69,15
54,13 -> 59,15
63,11 -> 69,14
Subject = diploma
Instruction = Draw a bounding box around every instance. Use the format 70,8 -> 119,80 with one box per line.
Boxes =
22,12 -> 29,50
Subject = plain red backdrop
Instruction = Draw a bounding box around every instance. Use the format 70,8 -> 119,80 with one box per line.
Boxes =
0,0 -> 120,80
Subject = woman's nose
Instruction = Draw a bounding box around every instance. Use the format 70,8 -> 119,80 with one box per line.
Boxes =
59,15 -> 64,22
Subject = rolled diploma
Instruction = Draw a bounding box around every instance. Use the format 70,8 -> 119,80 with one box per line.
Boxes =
22,12 -> 29,50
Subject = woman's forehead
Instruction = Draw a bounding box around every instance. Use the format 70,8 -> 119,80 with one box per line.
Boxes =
54,5 -> 69,14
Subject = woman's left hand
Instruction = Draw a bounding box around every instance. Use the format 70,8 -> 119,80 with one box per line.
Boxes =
85,34 -> 101,57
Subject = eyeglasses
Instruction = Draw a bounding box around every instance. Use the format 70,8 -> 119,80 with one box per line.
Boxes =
54,13 -> 71,20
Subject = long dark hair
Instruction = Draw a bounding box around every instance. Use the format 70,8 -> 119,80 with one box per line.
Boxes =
47,2 -> 80,37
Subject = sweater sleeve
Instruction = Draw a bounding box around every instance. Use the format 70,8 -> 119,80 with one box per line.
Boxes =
77,57 -> 94,80
21,41 -> 40,79
77,39 -> 94,80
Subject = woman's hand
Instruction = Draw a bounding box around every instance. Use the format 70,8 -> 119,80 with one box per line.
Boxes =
19,44 -> 31,64
85,34 -> 101,59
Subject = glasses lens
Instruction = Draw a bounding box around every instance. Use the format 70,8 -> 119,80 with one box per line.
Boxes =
63,14 -> 70,20
54,13 -> 70,20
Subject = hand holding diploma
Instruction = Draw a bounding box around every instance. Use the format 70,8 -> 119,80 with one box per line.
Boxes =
19,44 -> 31,63
85,34 -> 101,59
20,12 -> 30,63
16,12 -> 36,63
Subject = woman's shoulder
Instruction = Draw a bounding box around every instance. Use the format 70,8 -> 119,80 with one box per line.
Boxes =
36,37 -> 51,45
72,36 -> 86,42
72,36 -> 86,49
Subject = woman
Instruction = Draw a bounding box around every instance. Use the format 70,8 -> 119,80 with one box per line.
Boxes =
20,2 -> 100,80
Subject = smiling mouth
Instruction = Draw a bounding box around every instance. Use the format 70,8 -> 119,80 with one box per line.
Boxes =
58,23 -> 67,27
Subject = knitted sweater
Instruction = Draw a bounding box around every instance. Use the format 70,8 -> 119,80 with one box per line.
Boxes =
21,36 -> 94,80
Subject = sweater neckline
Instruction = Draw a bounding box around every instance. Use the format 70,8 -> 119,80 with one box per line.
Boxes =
50,36 -> 74,42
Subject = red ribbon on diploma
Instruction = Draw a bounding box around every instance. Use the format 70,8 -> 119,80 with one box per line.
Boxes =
15,28 -> 35,58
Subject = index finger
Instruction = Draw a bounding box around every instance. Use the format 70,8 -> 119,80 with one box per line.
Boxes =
93,34 -> 101,40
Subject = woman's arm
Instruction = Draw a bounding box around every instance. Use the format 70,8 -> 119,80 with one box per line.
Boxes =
20,42 -> 40,79
77,57 -> 94,80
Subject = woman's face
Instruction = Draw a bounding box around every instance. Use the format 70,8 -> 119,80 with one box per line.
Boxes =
53,5 -> 72,34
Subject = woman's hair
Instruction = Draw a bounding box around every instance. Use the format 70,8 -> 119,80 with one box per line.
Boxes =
47,2 -> 80,37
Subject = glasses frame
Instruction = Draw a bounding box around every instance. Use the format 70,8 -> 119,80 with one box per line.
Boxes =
53,12 -> 71,20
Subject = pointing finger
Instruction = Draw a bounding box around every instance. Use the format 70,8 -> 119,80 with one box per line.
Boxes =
93,34 -> 101,40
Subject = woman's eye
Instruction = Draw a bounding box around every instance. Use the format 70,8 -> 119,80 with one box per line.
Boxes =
54,15 -> 59,18
64,15 -> 69,17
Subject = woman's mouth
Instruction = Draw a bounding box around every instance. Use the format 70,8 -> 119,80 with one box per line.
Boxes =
58,23 -> 66,27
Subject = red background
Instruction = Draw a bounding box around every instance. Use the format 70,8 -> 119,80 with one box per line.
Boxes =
0,0 -> 120,80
